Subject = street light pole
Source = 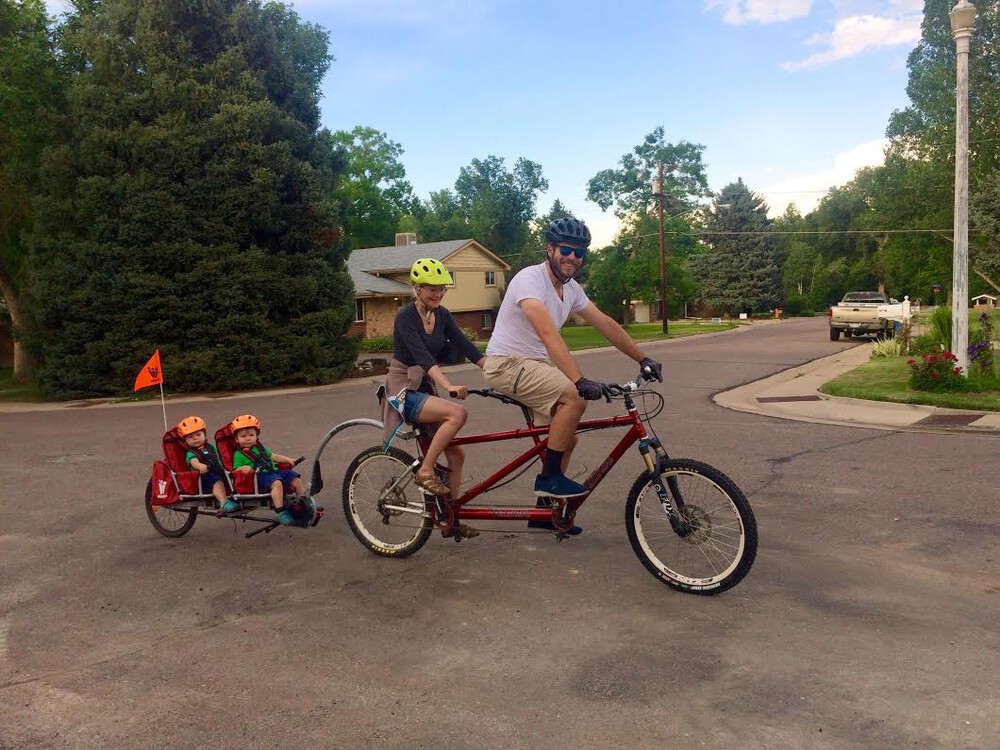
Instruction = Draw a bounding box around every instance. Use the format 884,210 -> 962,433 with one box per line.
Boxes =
655,162 -> 668,334
950,0 -> 975,376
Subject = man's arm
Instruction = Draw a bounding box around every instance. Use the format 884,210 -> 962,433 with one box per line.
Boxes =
519,299 -> 583,381
576,302 -> 646,362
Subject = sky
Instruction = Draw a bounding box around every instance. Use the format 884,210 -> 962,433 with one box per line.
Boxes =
46,0 -> 927,248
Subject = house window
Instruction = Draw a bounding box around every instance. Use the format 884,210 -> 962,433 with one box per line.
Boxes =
485,271 -> 496,287
483,311 -> 493,330
355,299 -> 364,323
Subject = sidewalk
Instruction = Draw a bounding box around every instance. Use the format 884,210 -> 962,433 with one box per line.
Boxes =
714,344 -> 1000,435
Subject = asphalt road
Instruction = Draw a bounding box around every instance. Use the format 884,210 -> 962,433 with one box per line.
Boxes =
2,317 -> 997,749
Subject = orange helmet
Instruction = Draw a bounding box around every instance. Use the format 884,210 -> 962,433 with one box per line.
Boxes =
230,414 -> 261,433
177,416 -> 207,438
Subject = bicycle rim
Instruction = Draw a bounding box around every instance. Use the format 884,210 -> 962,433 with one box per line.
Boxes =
625,459 -> 757,594
342,446 -> 431,557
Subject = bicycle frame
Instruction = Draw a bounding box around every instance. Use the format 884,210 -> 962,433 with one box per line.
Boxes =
416,393 -> 664,524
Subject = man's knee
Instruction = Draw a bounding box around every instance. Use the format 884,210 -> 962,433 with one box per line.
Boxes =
556,385 -> 586,416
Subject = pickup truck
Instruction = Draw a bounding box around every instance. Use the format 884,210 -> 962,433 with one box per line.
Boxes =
828,291 -> 892,341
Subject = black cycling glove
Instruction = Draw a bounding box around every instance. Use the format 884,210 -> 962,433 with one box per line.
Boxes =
639,357 -> 663,382
575,377 -> 605,401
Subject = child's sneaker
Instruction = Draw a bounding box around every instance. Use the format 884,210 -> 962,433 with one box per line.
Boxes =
220,499 -> 241,514
275,509 -> 295,525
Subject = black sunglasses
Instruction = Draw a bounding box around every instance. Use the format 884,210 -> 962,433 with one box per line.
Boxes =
557,245 -> 586,259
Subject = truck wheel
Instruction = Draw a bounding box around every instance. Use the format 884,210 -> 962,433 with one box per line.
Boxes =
829,328 -> 841,341
843,330 -> 853,338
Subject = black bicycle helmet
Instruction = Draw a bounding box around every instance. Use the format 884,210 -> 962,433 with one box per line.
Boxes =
545,217 -> 592,248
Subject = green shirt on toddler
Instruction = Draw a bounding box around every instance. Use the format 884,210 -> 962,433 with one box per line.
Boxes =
232,444 -> 276,473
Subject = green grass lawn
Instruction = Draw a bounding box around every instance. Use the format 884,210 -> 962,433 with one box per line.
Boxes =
0,368 -> 45,402
820,355 -> 1000,411
560,321 -> 736,350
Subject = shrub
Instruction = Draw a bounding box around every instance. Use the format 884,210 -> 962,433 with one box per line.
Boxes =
968,311 -> 995,376
870,337 -> 903,358
360,336 -> 394,353
929,305 -> 952,348
907,351 -> 965,392
910,332 -> 943,357
460,326 -> 478,342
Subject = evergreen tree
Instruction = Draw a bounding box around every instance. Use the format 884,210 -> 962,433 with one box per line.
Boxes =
0,0 -> 66,381
24,0 -> 355,397
691,180 -> 780,315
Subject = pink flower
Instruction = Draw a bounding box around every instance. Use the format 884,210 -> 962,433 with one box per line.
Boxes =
931,371 -> 939,378
953,368 -> 961,375
907,358 -> 915,365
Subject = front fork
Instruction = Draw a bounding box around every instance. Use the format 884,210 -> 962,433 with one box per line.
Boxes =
638,438 -> 692,535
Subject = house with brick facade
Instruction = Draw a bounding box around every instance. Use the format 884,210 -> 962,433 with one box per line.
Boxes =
347,234 -> 510,339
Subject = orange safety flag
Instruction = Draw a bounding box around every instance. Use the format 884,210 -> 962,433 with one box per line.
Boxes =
133,349 -> 164,391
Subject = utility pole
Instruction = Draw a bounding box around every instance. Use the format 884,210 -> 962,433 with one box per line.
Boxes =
950,0 -> 975,376
655,161 -> 668,335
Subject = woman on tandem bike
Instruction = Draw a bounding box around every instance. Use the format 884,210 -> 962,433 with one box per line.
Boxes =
379,257 -> 484,538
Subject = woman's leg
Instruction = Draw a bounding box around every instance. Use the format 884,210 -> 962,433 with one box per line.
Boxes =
443,445 -> 465,499
414,396 -> 467,482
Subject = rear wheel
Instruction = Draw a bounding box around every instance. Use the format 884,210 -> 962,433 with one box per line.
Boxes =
342,446 -> 432,557
145,480 -> 197,538
625,459 -> 757,595
829,328 -> 841,341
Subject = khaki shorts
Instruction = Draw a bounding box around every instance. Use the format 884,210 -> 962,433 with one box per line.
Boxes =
483,355 -> 572,425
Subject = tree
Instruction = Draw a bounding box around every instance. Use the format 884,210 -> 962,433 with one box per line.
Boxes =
690,180 -> 780,315
453,155 -> 549,260
586,126 -> 710,219
24,0 -> 356,397
331,126 -> 417,249
402,188 -> 471,244
886,0 -> 1000,287
0,0 -> 66,381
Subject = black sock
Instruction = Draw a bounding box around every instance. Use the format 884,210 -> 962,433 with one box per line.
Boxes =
542,449 -> 564,478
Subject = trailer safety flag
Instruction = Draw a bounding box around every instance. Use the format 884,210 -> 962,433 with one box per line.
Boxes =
134,350 -> 164,391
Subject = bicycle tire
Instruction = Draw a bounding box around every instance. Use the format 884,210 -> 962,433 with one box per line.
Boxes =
145,479 -> 197,538
624,459 -> 757,595
342,446 -> 432,558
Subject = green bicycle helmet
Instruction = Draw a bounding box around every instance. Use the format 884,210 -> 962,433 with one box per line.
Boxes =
410,258 -> 453,286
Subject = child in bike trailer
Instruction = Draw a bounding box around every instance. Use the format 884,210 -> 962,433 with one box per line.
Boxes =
230,414 -> 308,526
178,416 -> 233,511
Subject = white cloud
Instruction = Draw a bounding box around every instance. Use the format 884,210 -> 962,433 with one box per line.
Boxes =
705,0 -> 813,25
781,11 -> 921,71
759,138 -> 888,216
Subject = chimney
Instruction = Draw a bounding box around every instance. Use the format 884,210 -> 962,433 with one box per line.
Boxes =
395,232 -> 418,247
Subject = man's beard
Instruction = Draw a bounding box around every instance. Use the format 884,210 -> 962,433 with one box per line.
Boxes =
548,255 -> 575,284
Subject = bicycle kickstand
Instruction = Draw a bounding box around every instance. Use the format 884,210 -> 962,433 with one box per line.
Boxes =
246,521 -> 280,539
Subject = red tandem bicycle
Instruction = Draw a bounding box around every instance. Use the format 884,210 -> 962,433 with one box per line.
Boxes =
340,369 -> 758,595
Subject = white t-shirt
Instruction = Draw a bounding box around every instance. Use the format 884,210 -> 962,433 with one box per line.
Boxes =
486,263 -> 590,359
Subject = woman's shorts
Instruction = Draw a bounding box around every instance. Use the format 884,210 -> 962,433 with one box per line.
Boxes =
200,472 -> 225,493
482,355 -> 571,425
257,469 -> 301,491
403,390 -> 430,423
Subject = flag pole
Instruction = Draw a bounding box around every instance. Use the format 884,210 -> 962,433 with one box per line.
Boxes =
158,381 -> 168,431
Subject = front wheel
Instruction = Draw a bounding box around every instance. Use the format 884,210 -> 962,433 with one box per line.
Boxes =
145,480 -> 197,538
625,459 -> 757,595
342,446 -> 432,557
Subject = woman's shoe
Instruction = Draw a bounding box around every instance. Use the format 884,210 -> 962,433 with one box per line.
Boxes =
413,472 -> 451,496
441,523 -> 479,539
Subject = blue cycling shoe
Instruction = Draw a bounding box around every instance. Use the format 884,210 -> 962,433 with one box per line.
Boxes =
533,473 -> 589,499
219,499 -> 241,514
275,509 -> 296,525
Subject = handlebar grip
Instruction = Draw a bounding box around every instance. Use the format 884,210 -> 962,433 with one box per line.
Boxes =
292,456 -> 305,467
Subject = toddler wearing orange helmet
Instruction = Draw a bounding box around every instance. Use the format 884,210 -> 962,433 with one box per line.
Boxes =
230,414 -> 306,525
177,416 -> 233,511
